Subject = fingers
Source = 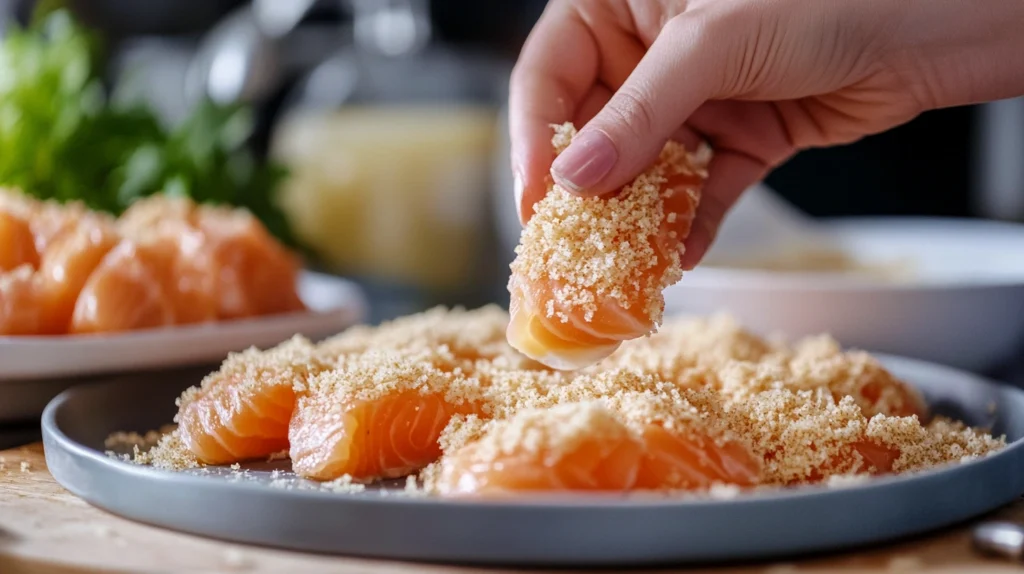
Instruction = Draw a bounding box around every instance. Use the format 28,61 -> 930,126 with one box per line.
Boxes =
680,150 -> 769,270
573,85 -> 614,128
509,2 -> 599,224
550,11 -> 726,197
677,100 -> 797,269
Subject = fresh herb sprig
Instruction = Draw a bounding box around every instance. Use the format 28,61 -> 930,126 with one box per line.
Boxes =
0,9 -> 296,245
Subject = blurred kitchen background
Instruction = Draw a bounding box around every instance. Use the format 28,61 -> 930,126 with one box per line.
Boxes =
2,0 -> 1022,324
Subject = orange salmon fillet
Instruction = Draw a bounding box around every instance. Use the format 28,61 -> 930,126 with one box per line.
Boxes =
433,395 -> 760,496
507,123 -> 710,370
176,336 -> 332,465
289,352 -> 482,481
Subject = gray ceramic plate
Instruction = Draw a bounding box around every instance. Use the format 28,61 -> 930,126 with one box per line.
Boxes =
42,355 -> 1024,567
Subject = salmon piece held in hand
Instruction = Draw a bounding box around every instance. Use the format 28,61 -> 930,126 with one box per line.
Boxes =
176,337 -> 331,465
289,353 -> 481,482
506,123 -> 710,370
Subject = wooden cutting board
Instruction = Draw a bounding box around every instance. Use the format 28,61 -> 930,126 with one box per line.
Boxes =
0,443 -> 1020,574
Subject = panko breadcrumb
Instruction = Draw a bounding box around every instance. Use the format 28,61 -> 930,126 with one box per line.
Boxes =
455,402 -> 635,464
112,306 -> 1006,496
300,349 -> 483,407
176,335 -> 332,415
319,305 -> 527,366
131,428 -> 198,470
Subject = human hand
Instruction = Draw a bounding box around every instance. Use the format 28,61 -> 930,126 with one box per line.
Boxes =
510,0 -> 1024,268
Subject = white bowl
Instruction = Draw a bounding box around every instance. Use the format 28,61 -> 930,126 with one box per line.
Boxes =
664,217 -> 1024,372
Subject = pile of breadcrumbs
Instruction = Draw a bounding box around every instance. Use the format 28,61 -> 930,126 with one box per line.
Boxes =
110,306 -> 1004,496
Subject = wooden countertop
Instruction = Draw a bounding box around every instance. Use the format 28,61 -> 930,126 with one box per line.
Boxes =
0,443 -> 1020,574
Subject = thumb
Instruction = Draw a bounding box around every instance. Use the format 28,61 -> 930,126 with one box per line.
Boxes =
550,12 -> 727,196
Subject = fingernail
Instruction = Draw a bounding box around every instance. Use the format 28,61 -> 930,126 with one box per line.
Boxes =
513,171 -> 525,224
550,129 -> 617,193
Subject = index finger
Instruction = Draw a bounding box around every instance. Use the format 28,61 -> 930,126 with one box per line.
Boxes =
509,1 -> 599,224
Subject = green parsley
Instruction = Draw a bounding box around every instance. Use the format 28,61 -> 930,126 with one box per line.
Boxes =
0,8 -> 296,245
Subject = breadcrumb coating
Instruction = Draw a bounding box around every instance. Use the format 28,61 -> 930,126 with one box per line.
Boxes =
508,123 -> 709,326
175,335 -> 332,414
118,307 -> 1005,497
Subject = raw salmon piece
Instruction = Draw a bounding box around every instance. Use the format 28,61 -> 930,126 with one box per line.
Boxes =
36,219 -> 120,333
784,334 -> 927,418
176,336 -> 330,465
0,189 -> 39,219
68,241 -> 175,334
603,386 -> 762,490
289,353 -> 482,481
849,440 -> 899,474
32,202 -> 106,255
433,385 -> 762,497
506,123 -> 710,370
728,387 -> 903,485
122,196 -> 301,323
433,403 -> 645,496
727,335 -> 928,420
137,225 -> 219,326
195,206 -> 305,319
634,424 -> 761,489
0,210 -> 39,272
117,195 -> 199,241
321,305 -> 515,362
0,265 -> 47,335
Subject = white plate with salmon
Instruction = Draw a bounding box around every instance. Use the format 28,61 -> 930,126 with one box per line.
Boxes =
0,271 -> 366,380
0,191 -> 366,380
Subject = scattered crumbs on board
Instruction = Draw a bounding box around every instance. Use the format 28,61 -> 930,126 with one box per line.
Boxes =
20,461 -> 30,472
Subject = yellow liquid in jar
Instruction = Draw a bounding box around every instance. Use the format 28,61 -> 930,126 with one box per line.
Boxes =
272,105 -> 498,290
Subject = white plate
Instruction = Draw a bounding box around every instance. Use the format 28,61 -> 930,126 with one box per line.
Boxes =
0,271 -> 367,381
666,217 -> 1024,371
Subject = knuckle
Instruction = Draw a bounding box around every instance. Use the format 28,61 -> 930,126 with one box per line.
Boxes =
605,84 -> 659,142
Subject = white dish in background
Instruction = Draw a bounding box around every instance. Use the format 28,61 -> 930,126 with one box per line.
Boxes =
666,217 -> 1024,372
0,271 -> 367,381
